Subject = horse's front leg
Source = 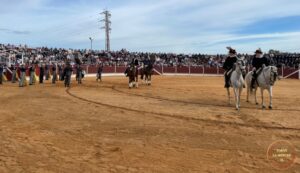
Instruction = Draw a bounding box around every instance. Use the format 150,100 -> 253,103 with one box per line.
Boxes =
268,86 -> 273,109
148,74 -> 152,85
129,78 -> 132,89
254,88 -> 258,105
227,88 -> 231,105
261,88 -> 266,109
135,79 -> 139,88
238,88 -> 242,108
234,88 -> 239,110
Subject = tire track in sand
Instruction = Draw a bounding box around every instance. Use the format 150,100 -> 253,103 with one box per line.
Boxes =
66,87 -> 300,132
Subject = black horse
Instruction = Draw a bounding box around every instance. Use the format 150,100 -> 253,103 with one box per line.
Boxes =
125,64 -> 138,89
141,63 -> 153,85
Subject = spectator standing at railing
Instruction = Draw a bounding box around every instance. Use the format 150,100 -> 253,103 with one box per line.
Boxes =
39,64 -> 45,84
11,64 -> 17,83
76,64 -> 83,84
0,64 -> 3,85
52,63 -> 58,84
64,62 -> 73,87
96,63 -> 103,82
29,64 -> 36,85
19,64 -> 26,87
45,63 -> 50,80
58,63 -> 64,81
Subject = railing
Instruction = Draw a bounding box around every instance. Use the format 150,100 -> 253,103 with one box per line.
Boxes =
3,65 -> 300,80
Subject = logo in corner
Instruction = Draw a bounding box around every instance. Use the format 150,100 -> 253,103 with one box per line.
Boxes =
267,140 -> 296,170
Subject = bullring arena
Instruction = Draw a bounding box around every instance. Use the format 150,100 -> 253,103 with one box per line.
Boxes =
0,67 -> 299,172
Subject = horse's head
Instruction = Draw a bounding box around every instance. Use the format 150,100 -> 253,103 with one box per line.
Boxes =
235,57 -> 246,74
270,66 -> 278,85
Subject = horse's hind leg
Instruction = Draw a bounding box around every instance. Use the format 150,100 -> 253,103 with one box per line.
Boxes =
261,88 -> 266,109
268,87 -> 273,109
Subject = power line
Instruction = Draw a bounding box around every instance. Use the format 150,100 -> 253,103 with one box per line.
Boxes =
100,10 -> 111,52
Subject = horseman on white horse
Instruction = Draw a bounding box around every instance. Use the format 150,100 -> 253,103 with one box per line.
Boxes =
250,48 -> 270,90
246,48 -> 278,109
223,47 -> 246,88
223,47 -> 246,110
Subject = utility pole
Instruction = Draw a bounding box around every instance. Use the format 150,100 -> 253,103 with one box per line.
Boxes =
100,10 -> 111,52
89,37 -> 93,50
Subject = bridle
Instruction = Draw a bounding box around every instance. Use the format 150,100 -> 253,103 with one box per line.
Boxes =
235,59 -> 246,75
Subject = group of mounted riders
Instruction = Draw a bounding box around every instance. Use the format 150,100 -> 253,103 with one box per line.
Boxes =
223,47 -> 272,90
124,55 -> 155,88
223,47 -> 278,110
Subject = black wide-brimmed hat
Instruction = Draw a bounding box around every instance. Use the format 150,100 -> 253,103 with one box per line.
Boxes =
226,47 -> 237,54
255,48 -> 263,54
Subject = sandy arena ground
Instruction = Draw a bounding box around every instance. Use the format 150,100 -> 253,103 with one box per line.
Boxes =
0,76 -> 299,173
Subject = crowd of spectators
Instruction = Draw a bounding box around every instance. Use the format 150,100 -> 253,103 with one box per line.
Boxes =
1,43 -> 300,68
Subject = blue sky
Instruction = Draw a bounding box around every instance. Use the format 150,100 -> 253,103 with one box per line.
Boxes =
1,0 -> 300,54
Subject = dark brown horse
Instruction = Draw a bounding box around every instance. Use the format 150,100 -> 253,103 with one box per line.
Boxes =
140,63 -> 153,85
125,64 -> 138,88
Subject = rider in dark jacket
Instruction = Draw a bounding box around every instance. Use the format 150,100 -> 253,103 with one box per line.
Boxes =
251,49 -> 270,89
143,57 -> 151,67
223,47 -> 238,88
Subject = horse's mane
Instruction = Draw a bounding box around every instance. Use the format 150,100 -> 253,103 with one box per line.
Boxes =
263,66 -> 277,72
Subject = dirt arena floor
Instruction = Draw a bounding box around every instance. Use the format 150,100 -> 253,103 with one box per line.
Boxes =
0,76 -> 299,173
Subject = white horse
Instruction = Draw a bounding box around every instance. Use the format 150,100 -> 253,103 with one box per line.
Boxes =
226,58 -> 246,110
245,65 -> 278,109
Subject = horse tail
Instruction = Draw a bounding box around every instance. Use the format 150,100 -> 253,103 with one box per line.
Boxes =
245,71 -> 255,95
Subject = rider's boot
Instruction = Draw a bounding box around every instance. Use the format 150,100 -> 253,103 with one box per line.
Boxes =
224,75 -> 230,88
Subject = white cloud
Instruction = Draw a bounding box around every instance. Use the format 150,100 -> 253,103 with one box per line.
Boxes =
1,0 -> 300,53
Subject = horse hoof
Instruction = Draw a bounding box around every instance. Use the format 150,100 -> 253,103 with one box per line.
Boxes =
269,106 -> 273,109
262,106 -> 266,109
256,103 -> 259,105
246,100 -> 249,103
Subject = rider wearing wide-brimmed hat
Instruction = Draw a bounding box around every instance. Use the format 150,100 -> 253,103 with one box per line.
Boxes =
223,47 -> 238,88
251,48 -> 270,89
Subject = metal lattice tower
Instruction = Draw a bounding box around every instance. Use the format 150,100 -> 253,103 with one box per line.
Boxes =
100,10 -> 111,52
